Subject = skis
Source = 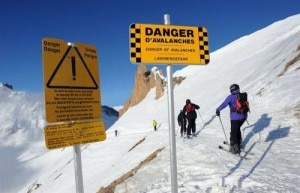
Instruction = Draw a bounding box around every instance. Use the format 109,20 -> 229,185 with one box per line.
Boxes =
219,141 -> 253,159
182,135 -> 193,140
181,134 -> 197,142
218,145 -> 250,160
222,141 -> 254,155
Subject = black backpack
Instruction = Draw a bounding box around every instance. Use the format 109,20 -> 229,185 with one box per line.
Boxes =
235,92 -> 250,114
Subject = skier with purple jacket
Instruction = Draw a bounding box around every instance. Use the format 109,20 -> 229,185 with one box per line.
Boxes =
216,84 -> 248,154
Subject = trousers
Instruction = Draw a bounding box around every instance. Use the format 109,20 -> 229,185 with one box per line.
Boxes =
230,119 -> 245,148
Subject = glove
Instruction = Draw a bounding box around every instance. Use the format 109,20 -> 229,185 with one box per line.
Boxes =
216,109 -> 220,116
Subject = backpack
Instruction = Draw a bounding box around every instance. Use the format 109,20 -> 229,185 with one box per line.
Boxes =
235,92 -> 250,114
186,103 -> 195,113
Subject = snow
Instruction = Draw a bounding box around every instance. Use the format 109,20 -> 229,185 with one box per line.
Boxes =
1,14 -> 300,193
113,106 -> 124,112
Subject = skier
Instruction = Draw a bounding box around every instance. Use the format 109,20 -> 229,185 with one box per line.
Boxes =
115,130 -> 118,137
216,84 -> 248,154
183,99 -> 200,138
177,110 -> 187,137
153,120 -> 158,131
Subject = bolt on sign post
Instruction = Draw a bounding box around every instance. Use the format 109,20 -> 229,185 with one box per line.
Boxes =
129,14 -> 210,193
43,37 -> 106,193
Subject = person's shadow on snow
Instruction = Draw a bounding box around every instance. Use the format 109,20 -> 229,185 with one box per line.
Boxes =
242,113 -> 271,147
195,115 -> 217,136
236,124 -> 290,191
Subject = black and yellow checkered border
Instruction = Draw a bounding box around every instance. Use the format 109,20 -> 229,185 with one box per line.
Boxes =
198,27 -> 210,64
130,24 -> 210,64
130,24 -> 142,63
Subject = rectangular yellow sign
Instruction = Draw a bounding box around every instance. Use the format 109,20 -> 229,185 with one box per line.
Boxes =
44,119 -> 106,149
43,37 -> 101,123
130,23 -> 210,65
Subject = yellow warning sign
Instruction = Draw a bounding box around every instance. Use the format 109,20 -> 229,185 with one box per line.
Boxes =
129,23 -> 210,65
43,37 -> 101,123
44,119 -> 106,149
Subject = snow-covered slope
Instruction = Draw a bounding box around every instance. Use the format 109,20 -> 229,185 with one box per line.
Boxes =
0,84 -> 119,193
1,14 -> 300,193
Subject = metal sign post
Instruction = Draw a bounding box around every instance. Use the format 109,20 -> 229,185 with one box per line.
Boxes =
43,38 -> 107,193
74,145 -> 84,193
164,14 -> 178,193
129,14 -> 210,193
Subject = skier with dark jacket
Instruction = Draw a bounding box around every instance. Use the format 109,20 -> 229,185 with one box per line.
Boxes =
216,84 -> 248,154
183,99 -> 200,138
177,110 -> 187,137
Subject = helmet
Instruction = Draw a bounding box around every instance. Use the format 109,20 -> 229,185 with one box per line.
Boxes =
186,99 -> 191,104
230,84 -> 240,93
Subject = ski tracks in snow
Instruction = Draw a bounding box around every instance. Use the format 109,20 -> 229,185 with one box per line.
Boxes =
175,134 -> 264,192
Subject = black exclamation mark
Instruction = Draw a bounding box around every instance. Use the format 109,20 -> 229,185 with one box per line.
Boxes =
71,56 -> 76,80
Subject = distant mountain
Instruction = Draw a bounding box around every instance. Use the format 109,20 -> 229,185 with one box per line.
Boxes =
0,83 -> 119,137
0,82 -> 13,90
101,105 -> 119,129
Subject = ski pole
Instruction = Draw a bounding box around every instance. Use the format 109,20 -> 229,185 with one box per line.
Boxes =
218,116 -> 229,145
197,109 -> 204,125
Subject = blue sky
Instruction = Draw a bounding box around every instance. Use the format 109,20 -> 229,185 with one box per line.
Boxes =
0,0 -> 299,107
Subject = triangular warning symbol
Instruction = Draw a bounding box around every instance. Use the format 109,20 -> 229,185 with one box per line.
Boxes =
46,46 -> 98,89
